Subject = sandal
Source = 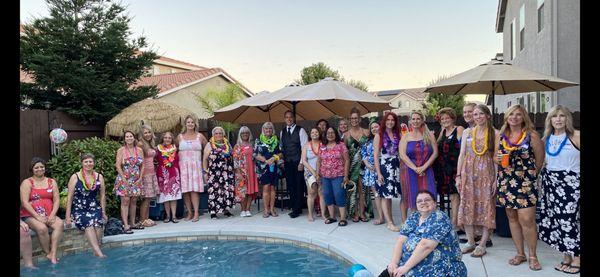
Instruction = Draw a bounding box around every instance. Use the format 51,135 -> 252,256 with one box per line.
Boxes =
263,212 -> 270,218
163,217 -> 170,223
461,243 -> 477,254
470,245 -> 486,257
324,218 -> 337,224
555,261 -> 571,272
270,211 -> 279,217
563,265 -> 580,274
352,217 -> 360,223
360,216 -> 370,222
528,256 -> 542,271
338,220 -> 348,226
131,223 -> 145,230
123,228 -> 133,234
372,219 -> 385,225
142,219 -> 156,227
508,254 -> 527,266
386,223 -> 400,232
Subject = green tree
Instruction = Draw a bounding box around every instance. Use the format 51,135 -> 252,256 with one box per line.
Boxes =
197,83 -> 246,139
297,62 -> 369,91
20,0 -> 158,124
422,75 -> 465,116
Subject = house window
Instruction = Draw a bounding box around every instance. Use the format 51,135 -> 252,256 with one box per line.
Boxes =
510,20 -> 516,60
507,101 -> 512,108
519,5 -> 525,51
537,0 -> 545,33
397,101 -> 402,108
529,93 -> 537,113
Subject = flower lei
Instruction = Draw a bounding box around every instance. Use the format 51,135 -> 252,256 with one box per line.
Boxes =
501,131 -> 529,152
80,169 -> 97,191
400,123 -> 409,135
157,144 -> 177,167
383,130 -> 399,154
211,137 -> 231,157
259,133 -> 279,153
545,133 -> 568,156
471,126 -> 488,156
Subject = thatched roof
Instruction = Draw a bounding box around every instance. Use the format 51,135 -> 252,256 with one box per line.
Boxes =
105,99 -> 196,137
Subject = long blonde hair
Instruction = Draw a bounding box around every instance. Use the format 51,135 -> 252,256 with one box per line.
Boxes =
139,124 -> 156,151
542,105 -> 575,141
411,110 -> 433,146
236,126 -> 254,146
499,104 -> 536,136
180,114 -> 198,134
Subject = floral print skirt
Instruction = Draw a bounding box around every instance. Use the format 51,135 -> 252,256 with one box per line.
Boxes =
537,168 -> 580,256
496,167 -> 538,209
377,155 -> 400,199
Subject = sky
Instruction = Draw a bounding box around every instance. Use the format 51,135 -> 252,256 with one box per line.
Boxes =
20,0 -> 500,101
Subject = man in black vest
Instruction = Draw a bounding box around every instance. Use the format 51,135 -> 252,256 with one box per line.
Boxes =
280,110 -> 308,218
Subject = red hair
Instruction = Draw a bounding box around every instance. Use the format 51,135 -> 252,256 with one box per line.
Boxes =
379,112 -> 401,149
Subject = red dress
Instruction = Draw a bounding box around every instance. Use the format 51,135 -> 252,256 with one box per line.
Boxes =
20,178 -> 56,218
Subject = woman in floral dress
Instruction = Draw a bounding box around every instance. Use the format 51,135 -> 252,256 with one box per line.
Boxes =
537,105 -> 581,274
254,121 -> 283,218
114,130 -> 144,233
456,105 -> 497,258
138,125 -> 159,227
345,108 -> 372,222
362,120 -> 383,225
494,104 -> 545,271
381,190 -> 466,277
374,112 -> 402,232
434,108 -> 464,228
203,126 -> 235,219
155,132 -> 182,223
65,153 -> 107,258
233,126 -> 259,217
178,115 -> 208,222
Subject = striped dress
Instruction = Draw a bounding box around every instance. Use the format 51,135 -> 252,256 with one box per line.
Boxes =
400,140 -> 437,209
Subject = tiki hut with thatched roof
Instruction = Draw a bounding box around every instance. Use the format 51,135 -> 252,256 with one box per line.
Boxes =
105,99 -> 198,138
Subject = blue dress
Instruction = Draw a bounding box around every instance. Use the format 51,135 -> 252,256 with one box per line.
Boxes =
361,138 -> 377,187
71,173 -> 104,230
397,210 -> 467,276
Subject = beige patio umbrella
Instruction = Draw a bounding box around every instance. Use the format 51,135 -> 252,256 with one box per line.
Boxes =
213,78 -> 391,123
425,59 -> 579,124
105,98 -> 196,137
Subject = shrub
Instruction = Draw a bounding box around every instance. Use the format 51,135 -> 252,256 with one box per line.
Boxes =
47,137 -> 122,217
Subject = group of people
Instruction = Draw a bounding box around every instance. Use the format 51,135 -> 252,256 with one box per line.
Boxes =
20,104 -> 580,276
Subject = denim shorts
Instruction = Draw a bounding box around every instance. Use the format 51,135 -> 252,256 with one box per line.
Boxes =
321,176 -> 346,207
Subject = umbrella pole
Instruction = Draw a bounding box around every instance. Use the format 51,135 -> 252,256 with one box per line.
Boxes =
491,81 -> 496,128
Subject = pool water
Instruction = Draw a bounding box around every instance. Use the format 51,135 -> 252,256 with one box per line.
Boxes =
21,240 -> 352,276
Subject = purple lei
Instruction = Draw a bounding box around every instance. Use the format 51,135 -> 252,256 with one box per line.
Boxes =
383,131 -> 399,154
501,132 -> 530,147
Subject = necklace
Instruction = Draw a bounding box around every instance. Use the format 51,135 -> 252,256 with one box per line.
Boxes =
158,144 -> 177,167
501,131 -> 528,151
80,169 -> 96,190
211,137 -> 231,156
545,133 -> 568,156
471,126 -> 488,156
310,140 -> 321,156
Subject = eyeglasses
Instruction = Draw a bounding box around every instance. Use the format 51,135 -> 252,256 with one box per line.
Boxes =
416,198 -> 434,204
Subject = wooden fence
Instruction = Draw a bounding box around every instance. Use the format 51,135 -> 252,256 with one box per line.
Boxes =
20,109 -> 104,182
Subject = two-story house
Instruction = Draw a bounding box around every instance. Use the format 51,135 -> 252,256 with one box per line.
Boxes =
493,0 -> 579,113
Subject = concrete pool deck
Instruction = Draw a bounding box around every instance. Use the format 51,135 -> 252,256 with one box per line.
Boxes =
102,199 -> 577,276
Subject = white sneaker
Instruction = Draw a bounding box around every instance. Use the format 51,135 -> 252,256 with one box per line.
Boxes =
240,211 -> 247,217
246,211 -> 252,217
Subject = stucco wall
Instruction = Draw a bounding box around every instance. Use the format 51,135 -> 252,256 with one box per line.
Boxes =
497,0 -> 579,112
157,75 -> 236,119
389,95 -> 424,115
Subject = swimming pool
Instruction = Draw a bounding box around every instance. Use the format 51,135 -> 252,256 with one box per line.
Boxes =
21,240 -> 352,276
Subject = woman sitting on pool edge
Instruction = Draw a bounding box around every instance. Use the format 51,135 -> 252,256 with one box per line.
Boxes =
380,190 -> 466,277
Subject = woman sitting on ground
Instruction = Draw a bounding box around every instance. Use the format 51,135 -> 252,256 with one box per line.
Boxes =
20,157 -> 64,264
65,153 -> 108,258
381,190 -> 467,277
